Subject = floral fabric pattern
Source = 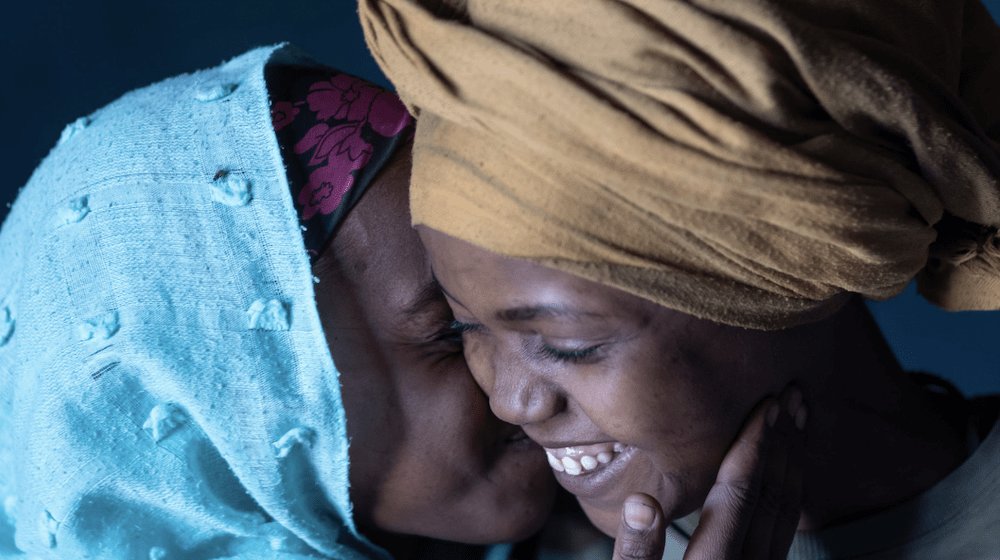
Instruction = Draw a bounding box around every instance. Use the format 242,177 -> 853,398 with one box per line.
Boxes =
267,65 -> 414,259
271,101 -> 299,131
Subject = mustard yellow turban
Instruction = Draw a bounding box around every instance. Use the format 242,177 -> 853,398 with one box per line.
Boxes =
360,0 -> 1000,329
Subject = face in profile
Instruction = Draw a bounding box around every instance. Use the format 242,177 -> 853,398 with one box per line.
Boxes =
419,226 -> 834,536
313,147 -> 556,546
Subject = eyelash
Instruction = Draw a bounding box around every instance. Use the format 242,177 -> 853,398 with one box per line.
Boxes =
448,321 -> 599,364
539,344 -> 600,363
441,320 -> 480,342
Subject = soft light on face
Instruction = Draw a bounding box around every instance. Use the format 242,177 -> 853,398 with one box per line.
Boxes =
418,226 -> 829,536
314,148 -> 555,546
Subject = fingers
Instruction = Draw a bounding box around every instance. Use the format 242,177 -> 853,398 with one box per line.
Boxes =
745,387 -> 806,560
612,493 -> 666,560
686,397 -> 773,559
684,385 -> 807,560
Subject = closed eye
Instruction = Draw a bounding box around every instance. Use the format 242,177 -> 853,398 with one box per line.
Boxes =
539,344 -> 600,364
414,319 -> 473,365
442,320 -> 481,342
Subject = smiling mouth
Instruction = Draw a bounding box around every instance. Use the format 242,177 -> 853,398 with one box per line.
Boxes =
544,442 -> 628,476
541,441 -> 636,498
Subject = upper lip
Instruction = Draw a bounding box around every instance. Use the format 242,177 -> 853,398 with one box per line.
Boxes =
522,425 -> 619,449
527,434 -> 618,449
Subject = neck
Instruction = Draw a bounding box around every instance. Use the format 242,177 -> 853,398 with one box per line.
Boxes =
794,297 -> 967,531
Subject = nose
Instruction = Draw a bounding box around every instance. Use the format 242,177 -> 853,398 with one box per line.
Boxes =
487,351 -> 565,426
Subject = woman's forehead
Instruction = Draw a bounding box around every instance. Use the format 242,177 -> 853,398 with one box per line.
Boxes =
427,253 -> 655,338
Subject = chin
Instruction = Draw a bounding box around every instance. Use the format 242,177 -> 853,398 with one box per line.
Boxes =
574,470 -> 706,539
579,500 -> 623,538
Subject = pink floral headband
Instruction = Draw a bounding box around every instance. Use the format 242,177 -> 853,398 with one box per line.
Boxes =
269,65 -> 415,260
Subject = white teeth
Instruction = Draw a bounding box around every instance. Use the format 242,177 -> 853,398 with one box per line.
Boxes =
545,443 -> 625,476
546,451 -> 565,472
561,456 -> 582,475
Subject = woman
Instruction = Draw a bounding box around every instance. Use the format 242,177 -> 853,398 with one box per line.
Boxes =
0,44 -> 560,559
0,43 -> 779,560
360,0 -> 1000,557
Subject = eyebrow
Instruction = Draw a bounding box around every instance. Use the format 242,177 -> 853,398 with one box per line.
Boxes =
430,273 -> 608,323
498,305 -> 607,322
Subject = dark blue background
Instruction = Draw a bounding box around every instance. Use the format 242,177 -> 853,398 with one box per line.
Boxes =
2,1 -> 998,396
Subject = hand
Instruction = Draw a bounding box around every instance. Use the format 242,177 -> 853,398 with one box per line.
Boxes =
610,493 -> 667,560
684,385 -> 807,560
609,386 -> 807,560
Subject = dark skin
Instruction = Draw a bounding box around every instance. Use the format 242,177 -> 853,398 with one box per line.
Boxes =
312,144 -> 556,555
309,143 -> 822,560
420,227 -> 968,547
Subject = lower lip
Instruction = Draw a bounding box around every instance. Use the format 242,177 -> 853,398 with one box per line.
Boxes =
551,445 -> 637,498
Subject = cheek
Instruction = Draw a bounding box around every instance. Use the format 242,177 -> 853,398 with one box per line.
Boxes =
612,329 -> 757,448
575,350 -> 688,445
366,371 -> 490,525
372,402 -> 556,542
570,350 -> 744,520
462,335 -> 496,394
393,455 -> 554,543
369,450 -> 478,537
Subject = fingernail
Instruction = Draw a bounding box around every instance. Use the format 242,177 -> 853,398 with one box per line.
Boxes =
766,402 -> 780,427
786,387 -> 803,418
624,500 -> 655,530
795,404 -> 808,431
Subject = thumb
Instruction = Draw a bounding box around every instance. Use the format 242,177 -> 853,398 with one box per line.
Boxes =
612,493 -> 666,560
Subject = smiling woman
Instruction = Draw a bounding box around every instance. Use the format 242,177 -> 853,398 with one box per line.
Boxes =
420,228 -> 987,546
362,0 -> 1000,557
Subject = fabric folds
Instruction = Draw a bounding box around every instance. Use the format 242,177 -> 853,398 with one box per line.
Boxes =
360,0 -> 1000,329
0,45 -> 387,559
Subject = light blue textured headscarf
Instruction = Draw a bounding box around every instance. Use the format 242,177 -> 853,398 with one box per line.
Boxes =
0,44 -> 388,560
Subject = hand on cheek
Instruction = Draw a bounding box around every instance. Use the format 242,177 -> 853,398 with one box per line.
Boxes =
608,385 -> 806,560
685,385 -> 807,559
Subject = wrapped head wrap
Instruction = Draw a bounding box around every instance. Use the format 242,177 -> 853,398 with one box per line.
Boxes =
0,46 -> 392,559
360,0 -> 1000,329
